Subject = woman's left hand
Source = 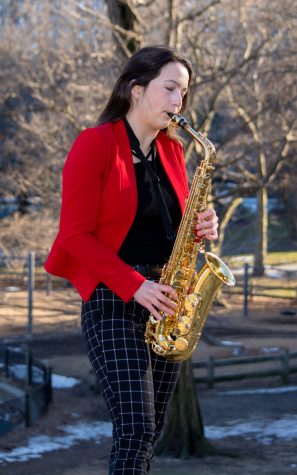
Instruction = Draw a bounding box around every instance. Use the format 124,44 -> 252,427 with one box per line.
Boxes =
196,208 -> 218,241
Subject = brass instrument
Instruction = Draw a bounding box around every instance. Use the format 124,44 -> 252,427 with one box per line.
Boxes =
144,113 -> 235,362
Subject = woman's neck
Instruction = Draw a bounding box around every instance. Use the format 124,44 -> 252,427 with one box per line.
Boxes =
125,112 -> 158,156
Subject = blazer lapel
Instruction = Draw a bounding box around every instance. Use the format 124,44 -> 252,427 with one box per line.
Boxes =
113,119 -> 138,223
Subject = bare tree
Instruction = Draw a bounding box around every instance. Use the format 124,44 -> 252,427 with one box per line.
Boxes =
0,0 -> 114,252
105,0 -> 142,55
219,0 -> 297,273
1,0 -> 296,459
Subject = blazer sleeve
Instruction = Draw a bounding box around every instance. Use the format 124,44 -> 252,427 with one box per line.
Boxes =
58,127 -> 145,302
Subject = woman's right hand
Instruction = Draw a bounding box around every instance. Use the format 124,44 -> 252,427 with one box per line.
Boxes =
133,280 -> 178,321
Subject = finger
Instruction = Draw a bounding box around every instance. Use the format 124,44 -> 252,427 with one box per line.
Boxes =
153,299 -> 176,316
147,303 -> 163,321
196,217 -> 218,230
196,226 -> 218,238
196,213 -> 218,227
157,292 -> 178,310
197,208 -> 215,220
205,233 -> 218,241
196,220 -> 218,233
199,208 -> 216,219
196,223 -> 217,234
157,284 -> 178,300
148,294 -> 176,316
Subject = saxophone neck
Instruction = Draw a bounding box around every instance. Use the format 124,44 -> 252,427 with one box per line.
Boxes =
168,113 -> 216,163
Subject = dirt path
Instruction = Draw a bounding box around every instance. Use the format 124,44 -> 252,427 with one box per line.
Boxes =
1,376 -> 297,475
1,293 -> 297,474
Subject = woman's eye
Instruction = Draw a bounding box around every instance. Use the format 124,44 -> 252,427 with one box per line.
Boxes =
166,87 -> 174,91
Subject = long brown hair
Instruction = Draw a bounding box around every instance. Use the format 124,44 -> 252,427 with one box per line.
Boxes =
98,46 -> 192,137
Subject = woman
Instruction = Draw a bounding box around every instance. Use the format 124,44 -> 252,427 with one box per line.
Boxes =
45,46 -> 218,474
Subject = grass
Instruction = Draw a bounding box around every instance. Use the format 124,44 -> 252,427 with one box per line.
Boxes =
227,286 -> 297,300
224,251 -> 297,267
255,288 -> 296,298
221,251 -> 297,300
264,251 -> 297,265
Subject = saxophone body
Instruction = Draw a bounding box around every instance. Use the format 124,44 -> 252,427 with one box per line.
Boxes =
144,114 -> 235,362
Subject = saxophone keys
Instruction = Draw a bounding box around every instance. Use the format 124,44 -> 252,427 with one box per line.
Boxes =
173,337 -> 189,353
152,343 -> 167,356
172,281 -> 183,291
184,293 -> 202,313
153,337 -> 171,353
171,268 -> 189,290
149,316 -> 159,325
173,269 -> 185,280
176,315 -> 191,335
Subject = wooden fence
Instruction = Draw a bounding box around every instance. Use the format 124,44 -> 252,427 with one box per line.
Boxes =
193,350 -> 297,388
224,263 -> 297,316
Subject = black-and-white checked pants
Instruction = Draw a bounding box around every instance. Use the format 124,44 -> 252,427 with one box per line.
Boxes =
81,284 -> 181,474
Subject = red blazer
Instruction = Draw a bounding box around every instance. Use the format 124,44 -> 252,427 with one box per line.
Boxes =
44,120 -> 189,302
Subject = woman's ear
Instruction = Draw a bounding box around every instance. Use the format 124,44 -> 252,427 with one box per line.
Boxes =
130,82 -> 143,100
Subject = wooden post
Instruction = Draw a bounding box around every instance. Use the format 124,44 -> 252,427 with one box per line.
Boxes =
46,366 -> 53,404
281,349 -> 289,384
4,347 -> 10,378
25,391 -> 32,427
243,263 -> 249,317
46,273 -> 52,295
27,251 -> 35,336
26,347 -> 33,386
207,356 -> 215,389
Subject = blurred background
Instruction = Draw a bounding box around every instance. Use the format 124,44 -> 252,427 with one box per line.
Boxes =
0,1 -> 296,474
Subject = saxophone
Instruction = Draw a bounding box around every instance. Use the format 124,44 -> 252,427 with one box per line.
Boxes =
144,113 -> 235,362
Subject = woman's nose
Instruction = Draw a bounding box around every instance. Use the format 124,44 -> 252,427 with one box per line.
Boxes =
172,91 -> 183,108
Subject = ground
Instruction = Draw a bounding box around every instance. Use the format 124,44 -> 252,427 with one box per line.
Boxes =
0,289 -> 297,474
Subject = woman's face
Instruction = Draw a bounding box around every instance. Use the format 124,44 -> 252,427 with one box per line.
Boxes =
131,61 -> 190,131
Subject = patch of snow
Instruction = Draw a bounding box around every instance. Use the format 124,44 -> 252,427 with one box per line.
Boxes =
7,346 -> 22,352
8,364 -> 43,383
219,386 -> 297,396
1,414 -> 297,464
264,269 -> 284,279
0,421 -> 112,464
8,364 -> 80,388
261,347 -> 281,353
205,415 -> 297,445
51,374 -> 81,389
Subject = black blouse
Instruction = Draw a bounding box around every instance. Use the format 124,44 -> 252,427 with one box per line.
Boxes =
118,154 -> 181,265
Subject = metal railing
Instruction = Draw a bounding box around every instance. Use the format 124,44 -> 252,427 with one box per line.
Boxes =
0,253 -> 296,333
0,345 -> 52,436
0,252 -> 71,336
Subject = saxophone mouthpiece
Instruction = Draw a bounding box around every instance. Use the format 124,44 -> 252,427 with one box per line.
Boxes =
167,113 -> 188,129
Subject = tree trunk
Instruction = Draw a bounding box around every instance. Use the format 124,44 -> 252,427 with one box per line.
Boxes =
216,196 -> 243,256
154,358 -> 215,458
253,186 -> 268,276
106,0 -> 141,55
